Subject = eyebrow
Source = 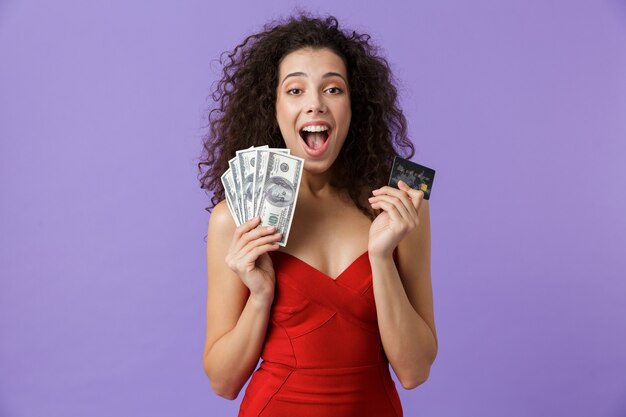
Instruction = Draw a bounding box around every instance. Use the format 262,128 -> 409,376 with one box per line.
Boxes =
280,71 -> 348,86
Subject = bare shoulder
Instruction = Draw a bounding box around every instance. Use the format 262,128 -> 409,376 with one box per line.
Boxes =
206,200 -> 240,290
208,200 -> 237,240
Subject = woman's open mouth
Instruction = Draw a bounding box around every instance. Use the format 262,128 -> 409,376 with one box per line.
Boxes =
299,124 -> 331,156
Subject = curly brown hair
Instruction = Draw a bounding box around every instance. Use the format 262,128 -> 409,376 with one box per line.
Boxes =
197,13 -> 414,218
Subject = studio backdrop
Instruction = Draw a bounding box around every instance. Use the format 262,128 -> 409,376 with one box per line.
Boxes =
1,0 -> 625,416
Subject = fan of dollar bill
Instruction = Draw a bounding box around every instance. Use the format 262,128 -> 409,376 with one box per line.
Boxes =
221,146 -> 304,247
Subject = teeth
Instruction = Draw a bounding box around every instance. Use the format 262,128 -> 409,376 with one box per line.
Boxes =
302,125 -> 329,133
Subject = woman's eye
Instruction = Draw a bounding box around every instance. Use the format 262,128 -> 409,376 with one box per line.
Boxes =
287,88 -> 302,95
326,87 -> 343,94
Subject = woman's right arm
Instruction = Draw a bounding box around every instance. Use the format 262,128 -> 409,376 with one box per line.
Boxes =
202,201 -> 282,400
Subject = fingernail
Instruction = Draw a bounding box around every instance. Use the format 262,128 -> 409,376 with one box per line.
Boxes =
266,226 -> 274,231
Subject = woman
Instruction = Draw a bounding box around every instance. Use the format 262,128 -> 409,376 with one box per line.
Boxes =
198,14 -> 437,417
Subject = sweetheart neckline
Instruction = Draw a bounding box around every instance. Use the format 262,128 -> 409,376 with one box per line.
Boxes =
272,250 -> 370,281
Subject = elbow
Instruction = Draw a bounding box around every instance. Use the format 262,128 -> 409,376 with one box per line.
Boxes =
210,381 -> 240,400
398,353 -> 436,390
203,361 -> 241,400
399,366 -> 430,390
400,340 -> 438,389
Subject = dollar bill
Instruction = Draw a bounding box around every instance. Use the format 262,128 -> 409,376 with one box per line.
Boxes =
220,168 -> 242,226
253,148 -> 290,218
237,146 -> 268,222
256,151 -> 303,247
228,156 -> 244,222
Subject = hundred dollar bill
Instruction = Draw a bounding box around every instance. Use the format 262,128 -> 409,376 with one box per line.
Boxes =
253,148 -> 290,217
256,151 -> 303,246
228,156 -> 244,222
237,146 -> 268,222
220,168 -> 242,226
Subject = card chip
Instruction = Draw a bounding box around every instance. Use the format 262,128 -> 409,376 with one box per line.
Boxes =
388,157 -> 436,200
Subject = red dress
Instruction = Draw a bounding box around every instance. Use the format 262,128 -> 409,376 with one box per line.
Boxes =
238,251 -> 403,417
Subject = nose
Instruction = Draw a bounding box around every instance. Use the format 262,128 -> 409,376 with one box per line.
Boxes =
306,92 -> 327,114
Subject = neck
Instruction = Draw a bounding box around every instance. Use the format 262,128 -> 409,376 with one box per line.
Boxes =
299,167 -> 336,199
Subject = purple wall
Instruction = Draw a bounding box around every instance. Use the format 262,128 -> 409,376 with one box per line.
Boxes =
1,1 -> 625,416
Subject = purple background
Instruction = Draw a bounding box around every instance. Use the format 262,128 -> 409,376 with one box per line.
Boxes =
1,0 -> 625,416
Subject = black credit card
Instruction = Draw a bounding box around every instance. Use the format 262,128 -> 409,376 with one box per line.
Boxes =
388,157 -> 436,200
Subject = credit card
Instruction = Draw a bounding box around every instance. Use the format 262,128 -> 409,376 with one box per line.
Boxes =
388,157 -> 436,200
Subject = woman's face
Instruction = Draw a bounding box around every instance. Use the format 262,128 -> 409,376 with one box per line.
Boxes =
275,47 -> 351,175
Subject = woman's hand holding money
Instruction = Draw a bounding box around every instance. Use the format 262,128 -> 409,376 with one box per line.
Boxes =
367,180 -> 424,259
225,216 -> 282,305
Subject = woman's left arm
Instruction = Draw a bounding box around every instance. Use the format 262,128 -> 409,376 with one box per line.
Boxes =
368,181 -> 438,389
